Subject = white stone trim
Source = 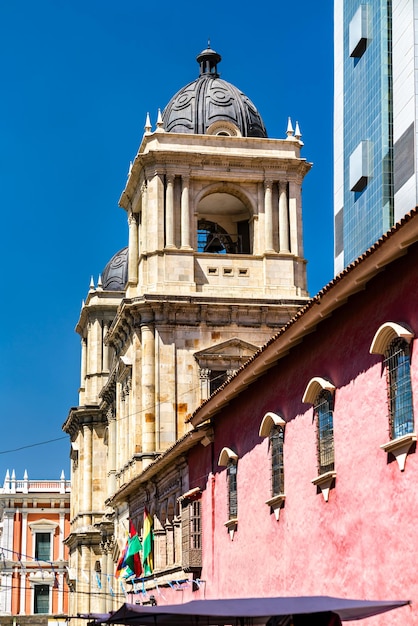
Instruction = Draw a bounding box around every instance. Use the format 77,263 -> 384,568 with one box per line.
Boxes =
259,412 -> 285,438
218,447 -> 238,466
302,377 -> 335,404
370,322 -> 414,355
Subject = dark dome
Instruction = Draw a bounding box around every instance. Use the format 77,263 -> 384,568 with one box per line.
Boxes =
162,47 -> 267,138
101,247 -> 128,291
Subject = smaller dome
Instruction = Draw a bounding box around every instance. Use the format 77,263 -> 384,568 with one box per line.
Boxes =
101,247 -> 128,291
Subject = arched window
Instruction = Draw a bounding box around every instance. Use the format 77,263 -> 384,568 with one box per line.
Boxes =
303,378 -> 336,500
218,447 -> 238,528
227,460 -> 238,519
385,338 -> 413,438
198,219 -> 240,254
259,412 -> 286,499
314,390 -> 335,475
270,425 -> 285,496
370,322 -> 414,440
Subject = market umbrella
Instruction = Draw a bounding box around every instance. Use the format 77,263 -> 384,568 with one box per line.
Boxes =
94,596 -> 410,625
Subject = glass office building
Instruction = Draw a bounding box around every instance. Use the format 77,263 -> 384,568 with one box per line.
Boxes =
334,0 -> 418,274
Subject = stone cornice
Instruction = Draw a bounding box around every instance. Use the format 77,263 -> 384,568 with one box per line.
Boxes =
120,132 -> 311,210
105,294 -> 309,353
76,292 -> 123,336
62,405 -> 105,438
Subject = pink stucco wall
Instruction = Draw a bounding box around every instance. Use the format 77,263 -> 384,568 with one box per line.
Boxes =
180,242 -> 418,624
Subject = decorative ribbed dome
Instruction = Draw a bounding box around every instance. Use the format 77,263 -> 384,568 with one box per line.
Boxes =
162,46 -> 267,138
101,247 -> 128,291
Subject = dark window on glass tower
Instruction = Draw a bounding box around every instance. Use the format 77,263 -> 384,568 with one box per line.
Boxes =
314,390 -> 335,474
384,338 -> 414,439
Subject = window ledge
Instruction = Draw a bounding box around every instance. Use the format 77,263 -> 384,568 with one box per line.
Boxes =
265,494 -> 285,521
380,433 -> 417,471
311,471 -> 336,502
224,518 -> 238,540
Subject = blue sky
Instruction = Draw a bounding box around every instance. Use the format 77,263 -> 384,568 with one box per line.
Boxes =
0,1 -> 334,479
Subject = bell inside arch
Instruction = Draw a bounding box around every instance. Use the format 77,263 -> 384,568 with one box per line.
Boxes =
204,234 -> 225,253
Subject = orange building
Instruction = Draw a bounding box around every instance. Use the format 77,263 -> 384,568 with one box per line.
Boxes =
0,470 -> 70,624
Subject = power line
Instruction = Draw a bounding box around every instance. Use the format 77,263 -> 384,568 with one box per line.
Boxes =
0,436 -> 67,456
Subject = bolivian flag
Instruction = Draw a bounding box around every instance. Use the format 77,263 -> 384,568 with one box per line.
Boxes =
142,507 -> 153,575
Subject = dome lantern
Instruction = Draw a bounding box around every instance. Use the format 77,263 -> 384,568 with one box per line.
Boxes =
196,44 -> 222,77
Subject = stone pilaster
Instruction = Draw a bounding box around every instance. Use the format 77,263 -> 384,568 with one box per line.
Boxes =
128,211 -> 139,285
181,175 -> 191,248
264,179 -> 274,252
279,181 -> 290,253
141,322 -> 156,458
199,368 -> 211,401
165,174 -> 175,248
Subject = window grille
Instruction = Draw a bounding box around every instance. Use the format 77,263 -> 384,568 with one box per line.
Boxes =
315,390 -> 335,474
270,425 -> 284,496
227,460 -> 238,518
384,338 -> 414,438
35,533 -> 51,562
34,584 -> 49,614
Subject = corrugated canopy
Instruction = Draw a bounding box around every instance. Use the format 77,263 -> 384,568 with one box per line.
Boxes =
81,596 -> 410,625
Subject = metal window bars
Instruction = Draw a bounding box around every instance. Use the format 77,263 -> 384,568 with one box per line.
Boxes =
384,338 -> 414,439
315,390 -> 335,474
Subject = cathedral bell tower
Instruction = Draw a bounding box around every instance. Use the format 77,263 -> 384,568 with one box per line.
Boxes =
63,46 -> 311,618
121,45 -> 310,301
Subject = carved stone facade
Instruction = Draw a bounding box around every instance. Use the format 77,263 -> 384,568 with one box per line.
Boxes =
62,47 -> 311,619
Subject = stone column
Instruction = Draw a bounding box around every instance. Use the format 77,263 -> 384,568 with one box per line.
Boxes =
165,522 -> 174,566
81,337 -> 87,388
21,513 -> 27,563
165,174 -> 175,248
99,550 -> 107,614
83,424 -> 92,524
19,568 -> 26,615
57,573 -> 64,614
81,545 -> 91,614
128,211 -> 139,284
106,541 -> 114,613
264,180 -> 274,252
107,407 -> 117,497
199,369 -> 211,401
141,321 -> 156,457
278,181 -> 290,252
122,377 -> 131,463
141,182 -> 148,255
106,549 -> 114,611
102,322 -> 109,372
181,175 -> 191,248
59,513 -> 65,561
173,515 -> 181,565
288,180 -> 302,256
153,523 -> 167,571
